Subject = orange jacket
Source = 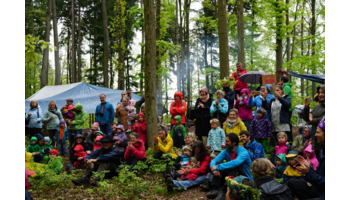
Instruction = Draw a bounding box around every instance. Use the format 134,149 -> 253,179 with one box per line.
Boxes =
170,91 -> 186,124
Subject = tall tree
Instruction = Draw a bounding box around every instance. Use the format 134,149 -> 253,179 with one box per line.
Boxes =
311,0 -> 316,95
175,0 -> 180,91
77,1 -> 82,82
102,0 -> 109,87
41,0 -> 52,88
236,0 -> 245,65
71,0 -> 76,83
156,0 -> 162,116
144,0 -> 158,148
185,0 -> 191,106
275,0 -> 283,81
218,0 -> 229,79
52,0 -> 61,85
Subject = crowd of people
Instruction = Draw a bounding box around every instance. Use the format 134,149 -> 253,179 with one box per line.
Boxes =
25,63 -> 325,200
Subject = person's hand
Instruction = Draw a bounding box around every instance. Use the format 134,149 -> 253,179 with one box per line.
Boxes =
86,150 -> 91,155
304,141 -> 309,149
309,113 -> 313,121
222,91 -> 226,96
89,159 -> 98,163
274,91 -> 281,98
67,119 -> 72,125
28,113 -> 32,117
268,137 -> 271,140
135,123 -> 138,128
250,90 -> 255,97
199,102 -> 204,108
177,169 -> 185,175
304,98 -> 310,107
211,166 -> 217,172
213,171 -> 221,177
116,141 -> 121,145
296,156 -> 311,174
78,157 -> 84,160
128,141 -> 133,149
153,135 -> 158,144
33,119 -> 37,122
237,71 -> 241,76
215,99 -> 219,105
176,150 -> 182,157
221,144 -> 225,148
207,145 -> 211,150
35,152 -> 41,155
50,115 -> 54,120
236,94 -> 240,100
183,169 -> 190,175
172,107 -> 175,111
113,136 -> 118,140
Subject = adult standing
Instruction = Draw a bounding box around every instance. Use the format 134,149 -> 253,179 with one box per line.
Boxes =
194,87 -> 213,141
239,131 -> 265,162
60,98 -> 74,120
61,98 -> 75,147
234,88 -> 253,130
66,134 -> 91,173
207,133 -> 253,199
115,97 -> 128,131
120,91 -> 127,102
95,94 -> 115,135
222,109 -> 247,146
248,85 -> 274,119
43,101 -> 63,147
279,76 -> 293,142
72,135 -> 120,187
26,100 -> 43,138
124,132 -> 147,168
210,90 -> 228,127
303,85 -> 325,159
222,82 -> 235,111
67,103 -> 87,140
261,85 -> 292,143
231,62 -> 248,100
170,91 -> 187,130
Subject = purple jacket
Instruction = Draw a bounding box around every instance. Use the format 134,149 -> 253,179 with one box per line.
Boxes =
61,105 -> 75,120
234,88 -> 253,121
249,115 -> 272,139
114,125 -> 128,152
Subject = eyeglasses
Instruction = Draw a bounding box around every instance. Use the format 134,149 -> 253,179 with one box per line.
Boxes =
129,137 -> 136,140
91,129 -> 97,131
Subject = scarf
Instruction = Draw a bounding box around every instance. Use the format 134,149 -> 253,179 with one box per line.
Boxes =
199,93 -> 210,103
226,119 -> 237,129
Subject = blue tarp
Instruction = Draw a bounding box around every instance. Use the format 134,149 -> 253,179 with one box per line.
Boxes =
288,72 -> 325,84
25,82 -> 142,114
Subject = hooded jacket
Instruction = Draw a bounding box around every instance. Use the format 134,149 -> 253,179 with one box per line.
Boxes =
223,119 -> 247,146
114,125 -> 128,152
26,105 -> 43,129
303,144 -> 319,170
114,104 -> 128,132
248,85 -> 274,119
291,125 -> 312,153
43,102 -> 63,130
170,92 -> 187,124
132,112 -> 147,144
283,82 -> 293,112
275,142 -> 288,155
210,145 -> 253,180
61,105 -> 75,121
95,101 -> 115,125
223,86 -> 235,111
26,137 -> 41,153
243,139 -> 265,162
249,115 -> 272,139
210,98 -> 229,126
87,131 -> 104,150
231,69 -> 248,91
25,149 -> 46,177
55,126 -> 69,142
305,148 -> 325,200
74,144 -> 88,158
124,139 -> 147,160
207,126 -> 226,151
170,115 -> 187,140
234,88 -> 253,120
46,156 -> 63,175
275,153 -> 287,178
262,95 -> 292,124
283,164 -> 305,182
93,135 -> 103,151
153,133 -> 177,159
69,138 -> 90,163
71,103 -> 87,130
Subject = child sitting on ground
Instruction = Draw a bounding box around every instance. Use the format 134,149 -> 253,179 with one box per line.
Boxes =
73,144 -> 87,168
93,135 -> 103,151
171,115 -> 187,149
36,133 -> 45,163
207,119 -> 226,152
249,108 -> 273,153
282,151 -> 305,183
55,120 -> 69,156
274,153 -> 287,179
113,124 -> 128,152
126,100 -> 137,131
42,137 -> 53,164
275,132 -> 291,155
178,157 -> 201,181
27,136 -> 41,163
46,149 -> 63,175
303,144 -> 319,170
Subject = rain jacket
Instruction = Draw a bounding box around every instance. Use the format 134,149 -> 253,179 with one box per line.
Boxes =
283,164 -> 305,182
124,139 -> 147,160
303,144 -> 319,170
25,105 -> 43,129
210,98 -> 229,126
210,145 -> 253,180
170,92 -> 187,124
87,131 -> 104,150
275,153 -> 287,179
223,119 -> 247,146
153,133 -> 177,159
55,127 -> 69,142
86,146 -> 121,167
283,83 -> 293,112
93,135 -> 103,151
25,149 -> 46,178
69,140 -> 90,163
249,115 -> 272,139
231,69 -> 248,91
95,101 -> 115,125
74,145 -> 88,158
114,125 -> 128,152
275,142 -> 288,155
234,88 -> 253,120
42,139 -> 53,163
61,105 -> 74,120
291,125 -> 312,153
27,137 -> 40,153
248,85 -> 274,119
70,103 -> 87,130
243,139 -> 265,162
171,115 -> 187,149
223,86 -> 235,111
46,156 -> 63,174
305,148 -> 325,200
207,126 -> 226,151
132,112 -> 147,144
188,155 -> 210,175
43,102 -> 63,130
262,95 -> 292,124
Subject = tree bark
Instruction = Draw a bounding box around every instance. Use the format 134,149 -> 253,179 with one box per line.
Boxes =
77,1 -> 82,82
41,0 -> 52,88
300,0 -> 306,98
311,0 -> 316,95
94,0 -> 97,85
117,0 -> 125,90
156,0 -> 163,116
67,29 -> 71,84
236,0 -> 244,66
52,0 -> 60,85
185,0 -> 191,111
71,0 -> 76,83
275,0 -> 283,82
144,0 -> 158,149
204,33 -> 209,89
102,0 -> 109,87
175,0 -> 181,91
140,0 -> 145,94
218,0 -> 229,79
286,0 -> 290,63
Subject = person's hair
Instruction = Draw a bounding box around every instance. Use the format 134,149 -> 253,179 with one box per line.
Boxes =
281,76 -> 289,83
211,118 -> 220,126
216,90 -> 224,97
100,94 -> 106,98
226,133 -> 239,146
49,101 -> 56,106
250,158 -> 273,179
275,84 -> 285,95
127,90 -> 132,97
191,141 -> 209,161
141,102 -> 146,110
277,132 -> 288,140
239,131 -> 254,140
236,62 -> 242,66
129,132 -> 140,139
225,109 -> 242,124
30,100 -> 38,108
111,122 -> 118,127
122,97 -> 129,102
242,179 -> 257,189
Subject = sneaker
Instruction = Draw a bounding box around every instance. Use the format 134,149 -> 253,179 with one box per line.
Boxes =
207,189 -> 220,199
72,177 -> 89,186
166,177 -> 174,193
215,191 -> 225,200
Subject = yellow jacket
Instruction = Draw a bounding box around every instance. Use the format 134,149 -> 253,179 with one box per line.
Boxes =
283,166 -> 305,177
153,133 -> 177,159
223,120 -> 247,146
25,149 -> 47,178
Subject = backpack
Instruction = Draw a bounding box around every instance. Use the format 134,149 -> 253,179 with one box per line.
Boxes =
172,100 -> 187,117
259,179 -> 294,200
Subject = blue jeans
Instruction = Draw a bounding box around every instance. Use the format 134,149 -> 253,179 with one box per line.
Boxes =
57,140 -> 68,156
173,175 -> 206,189
100,124 -> 112,135
69,129 -> 82,148
243,120 -> 252,131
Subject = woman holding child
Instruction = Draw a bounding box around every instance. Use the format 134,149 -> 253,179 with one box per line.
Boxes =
115,97 -> 129,131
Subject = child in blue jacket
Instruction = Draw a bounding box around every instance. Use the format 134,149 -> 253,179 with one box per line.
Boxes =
207,119 -> 226,152
55,120 -> 69,156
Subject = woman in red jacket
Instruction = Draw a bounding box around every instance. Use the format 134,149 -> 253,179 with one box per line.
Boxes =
132,112 -> 147,148
170,91 -> 187,131
124,132 -> 147,168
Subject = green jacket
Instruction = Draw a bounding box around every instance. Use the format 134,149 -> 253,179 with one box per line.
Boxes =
283,83 -> 293,112
291,135 -> 304,154
42,139 -> 53,155
27,137 -> 41,153
170,115 -> 187,140
47,156 -> 63,174
43,103 -> 63,130
70,103 -> 87,130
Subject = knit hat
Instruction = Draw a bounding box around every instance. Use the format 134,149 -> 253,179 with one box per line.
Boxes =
68,105 -> 75,111
256,107 -> 267,116
92,122 -> 99,127
50,149 -> 58,156
30,137 -> 38,142
183,145 -> 192,153
60,120 -> 65,124
200,87 -> 208,94
75,134 -> 84,139
318,116 -> 325,131
210,118 -> 220,124
74,144 -> 84,151
158,124 -> 168,133
35,133 -> 44,141
44,136 -> 50,143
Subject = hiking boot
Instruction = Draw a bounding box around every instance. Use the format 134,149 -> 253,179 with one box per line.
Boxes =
166,177 -> 174,193
72,177 -> 89,187
164,166 -> 172,179
207,189 -> 220,199
91,178 -> 100,187
215,191 -> 225,200
200,179 -> 210,191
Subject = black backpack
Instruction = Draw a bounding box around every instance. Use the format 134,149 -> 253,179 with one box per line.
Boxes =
259,179 -> 294,200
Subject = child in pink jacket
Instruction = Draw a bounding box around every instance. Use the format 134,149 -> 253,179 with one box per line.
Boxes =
234,88 -> 253,131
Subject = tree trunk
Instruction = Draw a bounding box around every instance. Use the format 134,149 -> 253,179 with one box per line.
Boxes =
144,0 -> 158,149
236,0 -> 244,66
140,0 -> 145,94
311,0 -> 316,95
102,0 -> 109,87
204,33 -> 209,89
94,0 -> 97,85
179,0 -> 185,93
300,0 -> 306,98
52,0 -> 60,85
185,0 -> 191,110
41,0 -> 52,88
156,0 -> 163,116
218,0 -> 229,79
175,0 -> 181,91
71,0 -> 76,83
110,51 -> 114,88
275,0 -> 283,82
286,0 -> 290,64
67,29 -> 71,84
77,1 -> 82,82
290,1 -> 299,60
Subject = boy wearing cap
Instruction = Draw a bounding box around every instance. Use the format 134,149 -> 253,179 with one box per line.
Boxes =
282,150 -> 305,183
55,120 -> 69,156
46,149 -> 63,175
